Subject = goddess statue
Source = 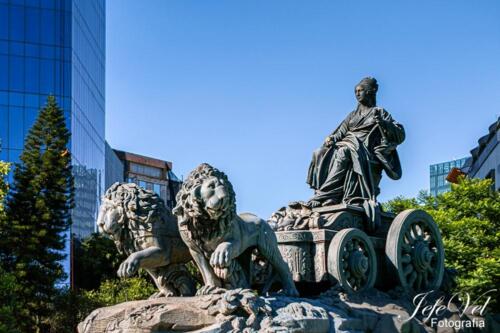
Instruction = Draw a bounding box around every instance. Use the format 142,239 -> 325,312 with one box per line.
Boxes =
306,77 -> 405,228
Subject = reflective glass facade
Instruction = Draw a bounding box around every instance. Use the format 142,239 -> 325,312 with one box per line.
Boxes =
429,157 -> 468,196
0,0 -> 105,239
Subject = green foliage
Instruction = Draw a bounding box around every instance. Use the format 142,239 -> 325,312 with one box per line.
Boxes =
383,190 -> 435,215
384,177 -> 500,311
72,232 -> 155,308
48,274 -> 157,331
382,195 -> 419,214
73,233 -> 126,290
45,232 -> 156,331
0,161 -> 9,214
83,273 -> 157,307
0,96 -> 74,331
46,274 -> 156,331
46,288 -> 100,333
0,164 -> 18,333
0,267 -> 22,333
429,178 -> 499,311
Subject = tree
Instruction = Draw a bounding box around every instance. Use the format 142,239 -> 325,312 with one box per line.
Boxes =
383,178 -> 500,311
382,195 -> 419,214
0,96 -> 74,331
430,178 -> 499,311
383,190 -> 435,215
45,231 -> 156,332
73,233 -> 126,291
0,161 -> 9,213
0,267 -> 22,333
46,287 -> 98,333
0,161 -> 10,250
47,273 -> 157,332
0,162 -> 21,333
83,274 -> 157,307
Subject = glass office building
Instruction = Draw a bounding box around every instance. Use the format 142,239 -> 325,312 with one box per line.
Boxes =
0,0 -> 105,239
429,157 -> 468,196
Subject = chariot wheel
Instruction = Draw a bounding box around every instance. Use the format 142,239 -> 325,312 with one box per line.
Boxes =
385,209 -> 444,294
328,228 -> 377,293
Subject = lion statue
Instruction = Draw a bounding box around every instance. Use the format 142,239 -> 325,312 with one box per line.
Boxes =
172,163 -> 299,296
97,182 -> 196,297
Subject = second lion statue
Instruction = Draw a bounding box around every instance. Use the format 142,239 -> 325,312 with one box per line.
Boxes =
173,163 -> 299,296
97,182 -> 196,298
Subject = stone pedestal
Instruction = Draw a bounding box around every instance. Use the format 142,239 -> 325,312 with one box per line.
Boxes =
78,297 -> 217,333
78,287 -> 483,333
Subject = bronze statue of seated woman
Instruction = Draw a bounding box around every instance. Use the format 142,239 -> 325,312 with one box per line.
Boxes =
306,77 -> 405,227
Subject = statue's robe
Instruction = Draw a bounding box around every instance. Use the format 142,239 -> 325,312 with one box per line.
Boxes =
307,106 -> 405,213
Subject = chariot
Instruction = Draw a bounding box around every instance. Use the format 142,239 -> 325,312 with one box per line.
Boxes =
273,204 -> 445,294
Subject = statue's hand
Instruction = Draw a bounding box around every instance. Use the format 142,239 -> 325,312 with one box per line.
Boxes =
117,254 -> 140,277
210,242 -> 233,268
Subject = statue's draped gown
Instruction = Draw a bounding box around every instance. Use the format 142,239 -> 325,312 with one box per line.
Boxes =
307,105 -> 405,210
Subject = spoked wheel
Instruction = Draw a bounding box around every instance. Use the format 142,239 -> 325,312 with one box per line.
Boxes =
328,228 -> 377,293
386,209 -> 444,294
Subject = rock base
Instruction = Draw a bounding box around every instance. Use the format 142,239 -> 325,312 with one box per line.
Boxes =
79,287 -> 497,333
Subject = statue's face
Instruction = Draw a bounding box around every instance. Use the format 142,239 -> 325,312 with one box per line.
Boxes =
200,176 -> 227,220
97,200 -> 123,237
355,85 -> 374,106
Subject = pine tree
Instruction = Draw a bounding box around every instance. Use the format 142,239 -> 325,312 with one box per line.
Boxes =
0,161 -> 9,213
2,96 -> 74,331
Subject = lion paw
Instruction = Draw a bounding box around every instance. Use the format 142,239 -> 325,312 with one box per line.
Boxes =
210,242 -> 233,268
148,290 -> 175,299
196,285 -> 226,296
117,255 -> 140,278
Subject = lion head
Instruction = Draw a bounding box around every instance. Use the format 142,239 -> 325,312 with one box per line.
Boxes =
173,163 -> 236,246
97,182 -> 169,254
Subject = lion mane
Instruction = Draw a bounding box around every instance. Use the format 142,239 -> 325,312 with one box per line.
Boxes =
173,163 -> 235,253
103,182 -> 170,254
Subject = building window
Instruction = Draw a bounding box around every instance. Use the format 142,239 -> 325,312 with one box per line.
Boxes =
129,162 -> 162,178
153,183 -> 161,196
161,185 -> 167,202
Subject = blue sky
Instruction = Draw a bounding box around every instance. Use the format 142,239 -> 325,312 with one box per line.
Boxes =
106,0 -> 500,218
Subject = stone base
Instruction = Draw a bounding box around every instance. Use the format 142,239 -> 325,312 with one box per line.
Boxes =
78,287 -> 496,333
78,297 -> 217,333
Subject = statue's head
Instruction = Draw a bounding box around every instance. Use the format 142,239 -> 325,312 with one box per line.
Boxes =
97,182 -> 167,252
355,77 -> 378,107
173,163 -> 236,241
